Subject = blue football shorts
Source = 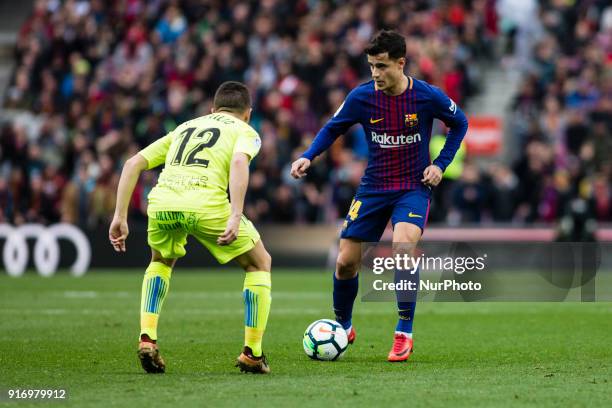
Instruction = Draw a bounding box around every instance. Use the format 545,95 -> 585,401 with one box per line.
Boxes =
340,186 -> 432,242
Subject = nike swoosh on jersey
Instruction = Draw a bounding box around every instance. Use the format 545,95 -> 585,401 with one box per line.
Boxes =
369,117 -> 384,124
408,212 -> 423,218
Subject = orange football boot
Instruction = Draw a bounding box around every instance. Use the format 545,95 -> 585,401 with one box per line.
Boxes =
387,333 -> 413,362
346,327 -> 357,344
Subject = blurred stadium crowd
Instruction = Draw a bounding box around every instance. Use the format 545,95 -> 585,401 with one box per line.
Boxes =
0,0 -> 610,228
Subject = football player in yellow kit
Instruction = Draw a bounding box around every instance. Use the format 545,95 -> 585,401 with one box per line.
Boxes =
109,81 -> 271,374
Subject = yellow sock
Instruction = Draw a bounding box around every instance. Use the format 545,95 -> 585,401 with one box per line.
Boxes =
140,262 -> 172,341
243,271 -> 271,357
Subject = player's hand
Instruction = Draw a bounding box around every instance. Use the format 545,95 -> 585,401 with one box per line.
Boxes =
422,165 -> 443,187
109,216 -> 129,252
290,157 -> 311,179
218,214 -> 240,246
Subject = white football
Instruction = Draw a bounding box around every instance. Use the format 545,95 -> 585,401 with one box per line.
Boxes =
302,319 -> 348,361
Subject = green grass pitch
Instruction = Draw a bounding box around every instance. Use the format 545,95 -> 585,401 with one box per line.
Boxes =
1,270 -> 610,407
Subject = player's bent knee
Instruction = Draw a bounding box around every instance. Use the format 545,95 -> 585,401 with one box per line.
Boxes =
393,222 -> 422,244
336,239 -> 362,279
258,250 -> 272,272
251,244 -> 272,272
235,241 -> 272,272
336,255 -> 359,279
151,249 -> 177,268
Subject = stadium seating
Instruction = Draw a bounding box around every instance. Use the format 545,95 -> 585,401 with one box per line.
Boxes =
1,0 -> 609,227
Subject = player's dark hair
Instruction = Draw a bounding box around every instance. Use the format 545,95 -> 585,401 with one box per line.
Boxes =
364,30 -> 406,60
213,81 -> 251,113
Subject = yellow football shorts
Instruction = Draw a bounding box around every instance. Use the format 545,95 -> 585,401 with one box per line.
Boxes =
147,210 -> 260,264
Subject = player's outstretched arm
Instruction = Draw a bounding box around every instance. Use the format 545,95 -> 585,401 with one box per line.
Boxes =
291,90 -> 360,179
109,154 -> 148,252
219,152 -> 250,246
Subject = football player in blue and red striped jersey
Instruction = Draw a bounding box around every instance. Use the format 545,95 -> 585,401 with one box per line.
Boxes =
291,30 -> 468,362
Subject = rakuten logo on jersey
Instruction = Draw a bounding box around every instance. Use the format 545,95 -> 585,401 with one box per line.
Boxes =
371,131 -> 421,148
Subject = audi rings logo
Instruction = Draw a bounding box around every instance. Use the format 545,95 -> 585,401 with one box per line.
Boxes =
0,223 -> 91,277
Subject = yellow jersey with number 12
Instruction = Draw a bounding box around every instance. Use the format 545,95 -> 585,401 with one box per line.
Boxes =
138,112 -> 261,214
